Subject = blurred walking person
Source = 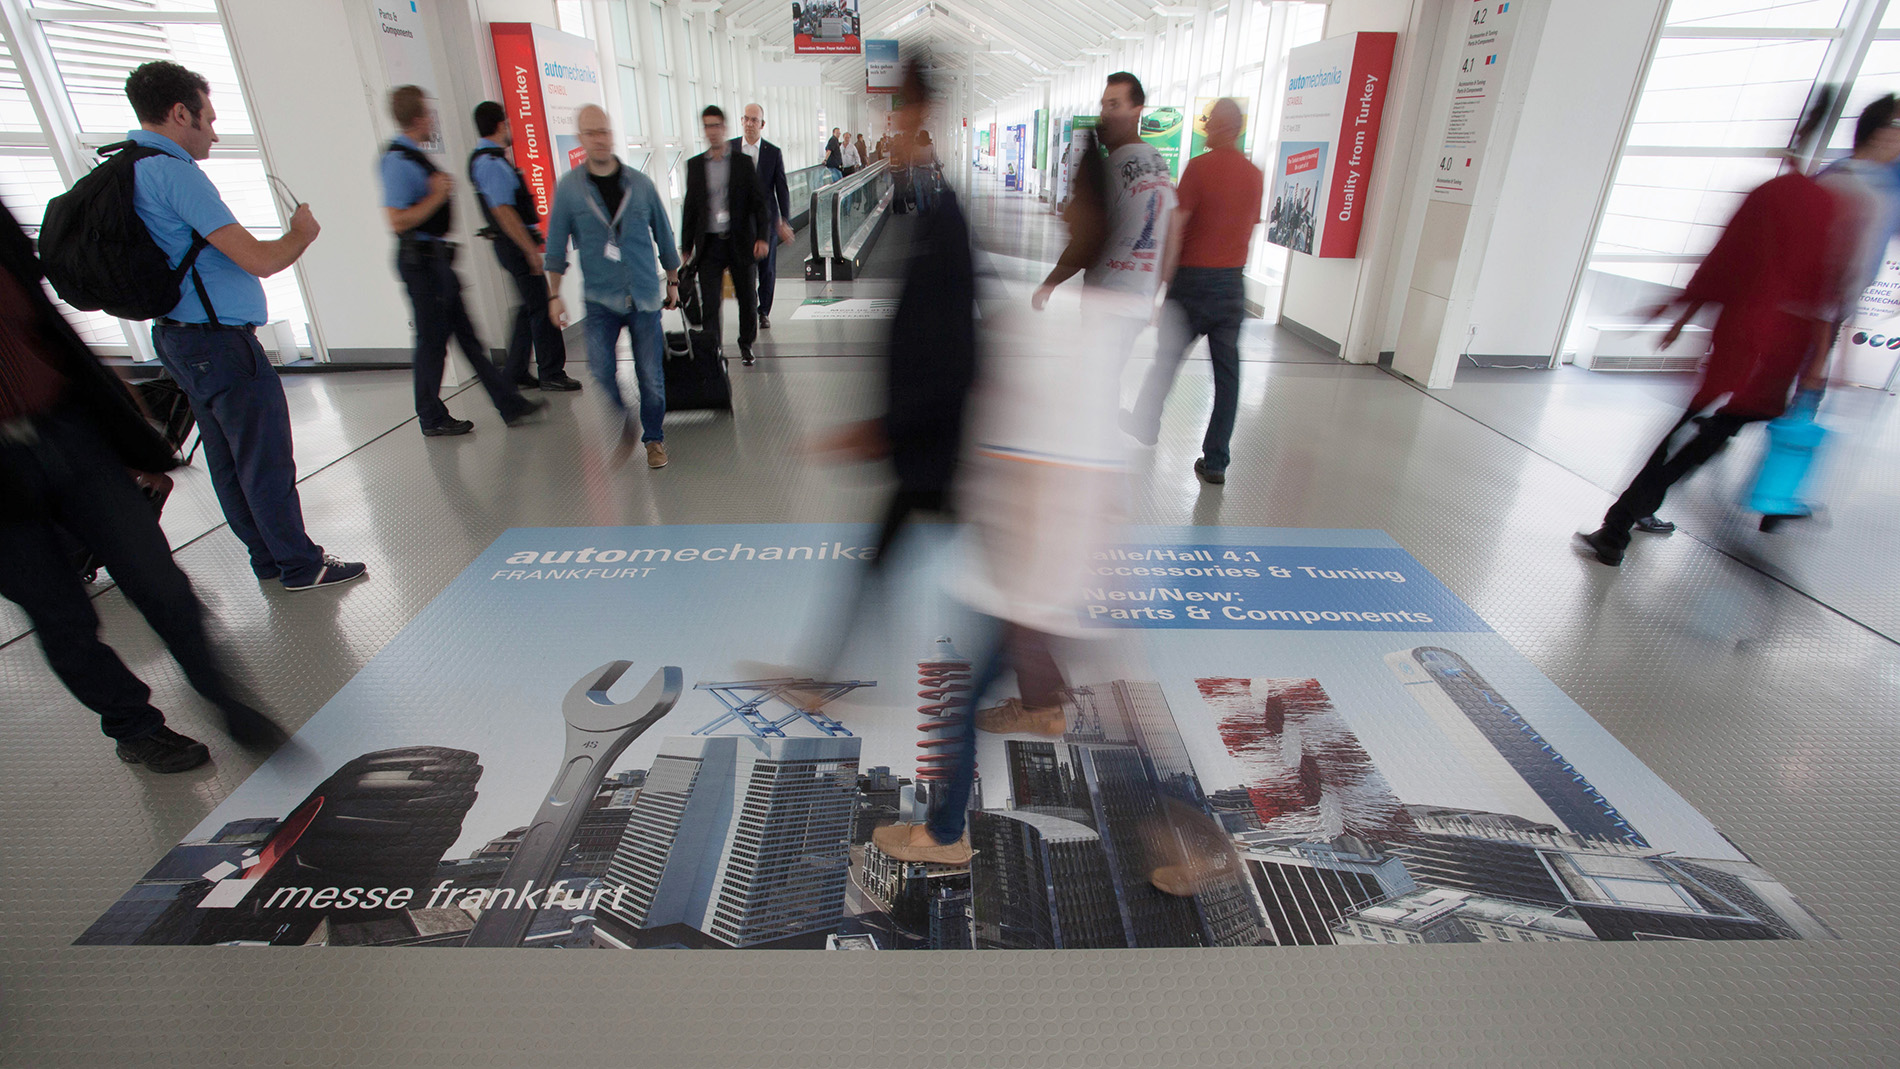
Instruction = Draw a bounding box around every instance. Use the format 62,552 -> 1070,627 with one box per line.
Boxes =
872,113 -> 1129,867
1577,94 -> 1856,566
0,197 -> 281,772
807,58 -> 978,680
1123,98 -> 1262,485
1032,72 -> 1175,372
468,101 -> 581,392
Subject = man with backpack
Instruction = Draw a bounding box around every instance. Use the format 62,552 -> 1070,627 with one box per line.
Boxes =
469,101 -> 580,393
381,85 -> 546,438
112,61 -> 363,592
0,195 -> 284,772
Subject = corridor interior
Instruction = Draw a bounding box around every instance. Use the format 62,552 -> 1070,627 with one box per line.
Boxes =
2,181 -> 1896,1067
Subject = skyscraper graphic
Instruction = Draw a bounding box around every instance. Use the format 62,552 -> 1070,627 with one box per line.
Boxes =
594,681 -> 862,949
1385,647 -> 1647,846
977,680 -> 1266,949
1199,677 -> 1415,844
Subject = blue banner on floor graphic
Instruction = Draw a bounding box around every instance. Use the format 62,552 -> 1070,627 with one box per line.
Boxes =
78,525 -> 1833,950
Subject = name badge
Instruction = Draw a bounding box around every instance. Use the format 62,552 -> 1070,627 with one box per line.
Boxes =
604,242 -> 622,262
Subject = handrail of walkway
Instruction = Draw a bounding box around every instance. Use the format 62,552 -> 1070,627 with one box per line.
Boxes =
804,161 -> 890,281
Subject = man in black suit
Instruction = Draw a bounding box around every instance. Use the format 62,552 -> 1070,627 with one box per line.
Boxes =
732,102 -> 796,330
683,105 -> 770,366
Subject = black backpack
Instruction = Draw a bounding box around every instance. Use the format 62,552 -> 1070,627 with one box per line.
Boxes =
40,141 -> 214,321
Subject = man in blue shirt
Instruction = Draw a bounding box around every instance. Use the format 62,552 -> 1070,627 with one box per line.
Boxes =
380,85 -> 546,438
545,104 -> 680,470
125,61 -> 364,592
469,101 -> 579,393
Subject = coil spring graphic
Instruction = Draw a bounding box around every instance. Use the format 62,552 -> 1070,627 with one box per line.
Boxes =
915,637 -> 972,783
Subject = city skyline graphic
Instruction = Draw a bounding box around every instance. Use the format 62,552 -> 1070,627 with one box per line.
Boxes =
77,524 -> 1835,949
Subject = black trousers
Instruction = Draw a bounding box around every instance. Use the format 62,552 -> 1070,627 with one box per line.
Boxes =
395,241 -> 530,429
0,408 -> 233,740
696,235 -> 758,350
1601,407 -> 1756,549
493,240 -> 567,382
757,227 -> 781,317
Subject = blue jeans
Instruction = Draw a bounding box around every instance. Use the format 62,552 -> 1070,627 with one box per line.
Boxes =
151,324 -> 324,583
1132,266 -> 1245,473
583,302 -> 666,441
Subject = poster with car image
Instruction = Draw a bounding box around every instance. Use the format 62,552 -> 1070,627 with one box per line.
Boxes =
80,525 -> 1831,951
1140,105 -> 1186,179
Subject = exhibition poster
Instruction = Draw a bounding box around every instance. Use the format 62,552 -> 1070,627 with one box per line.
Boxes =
79,524 -> 1831,951
1271,32 -> 1397,258
1431,0 -> 1526,204
1190,96 -> 1251,158
865,38 -> 899,94
793,0 -> 861,55
1006,123 -> 1026,190
1140,104 -> 1187,179
490,23 -> 607,224
374,0 -> 442,152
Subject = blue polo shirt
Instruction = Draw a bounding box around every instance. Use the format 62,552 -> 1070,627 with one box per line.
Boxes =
471,137 -> 521,213
380,133 -> 443,241
126,129 -> 267,325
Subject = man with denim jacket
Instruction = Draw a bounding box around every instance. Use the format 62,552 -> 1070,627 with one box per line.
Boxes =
544,104 -> 681,469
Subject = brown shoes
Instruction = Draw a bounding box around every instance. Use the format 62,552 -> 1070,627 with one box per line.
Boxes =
646,441 -> 668,469
871,822 -> 973,865
974,697 -> 1066,736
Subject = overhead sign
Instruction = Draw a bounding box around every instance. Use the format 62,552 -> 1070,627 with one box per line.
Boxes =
78,524 -> 1829,952
1432,0 -> 1527,204
864,38 -> 899,93
490,23 -> 607,225
374,0 -> 441,152
793,0 -> 861,55
1270,32 -> 1396,258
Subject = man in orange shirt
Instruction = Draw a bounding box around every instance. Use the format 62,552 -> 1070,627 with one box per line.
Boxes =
1122,98 -> 1263,485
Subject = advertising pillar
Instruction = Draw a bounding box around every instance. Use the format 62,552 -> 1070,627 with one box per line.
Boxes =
1268,33 -> 1397,259
489,23 -> 606,227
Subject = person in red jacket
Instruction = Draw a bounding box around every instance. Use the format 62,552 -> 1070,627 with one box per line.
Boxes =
1578,127 -> 1851,566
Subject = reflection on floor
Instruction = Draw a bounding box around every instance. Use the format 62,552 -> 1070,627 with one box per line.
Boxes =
2,179 -> 1896,1067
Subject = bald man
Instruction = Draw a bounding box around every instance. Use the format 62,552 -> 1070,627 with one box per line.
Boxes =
543,103 -> 681,469
732,102 -> 796,327
1124,98 -> 1262,486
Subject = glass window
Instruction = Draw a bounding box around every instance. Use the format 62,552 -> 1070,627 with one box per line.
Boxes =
618,64 -> 644,139
0,32 -> 41,133
0,151 -> 120,345
650,4 -> 671,68
1666,0 -> 1847,29
557,0 -> 589,38
1627,38 -> 1831,148
45,20 -> 253,136
682,18 -> 697,81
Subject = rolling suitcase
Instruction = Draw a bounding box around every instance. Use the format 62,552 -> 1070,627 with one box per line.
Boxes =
663,310 -> 731,412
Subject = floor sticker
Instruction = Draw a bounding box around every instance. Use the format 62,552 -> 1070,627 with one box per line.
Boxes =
78,524 -> 1832,949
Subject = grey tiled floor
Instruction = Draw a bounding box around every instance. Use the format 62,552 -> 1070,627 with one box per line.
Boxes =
2,181 -> 1896,1067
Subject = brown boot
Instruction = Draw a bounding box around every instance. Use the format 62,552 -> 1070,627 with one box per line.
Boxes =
974,697 -> 1066,736
871,822 -> 973,865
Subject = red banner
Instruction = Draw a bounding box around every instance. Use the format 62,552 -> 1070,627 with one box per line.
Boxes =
1318,32 -> 1396,260
491,23 -> 554,225
1284,148 -> 1320,176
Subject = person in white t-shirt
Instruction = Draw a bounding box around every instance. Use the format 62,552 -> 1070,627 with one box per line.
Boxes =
841,133 -> 862,175
1032,72 -> 1174,360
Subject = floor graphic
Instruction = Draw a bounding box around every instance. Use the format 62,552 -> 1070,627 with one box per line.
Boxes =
78,525 -> 1832,949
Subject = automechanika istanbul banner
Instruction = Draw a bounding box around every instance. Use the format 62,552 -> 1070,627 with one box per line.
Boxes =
80,524 -> 1831,950
1270,32 -> 1396,258
490,22 -> 606,225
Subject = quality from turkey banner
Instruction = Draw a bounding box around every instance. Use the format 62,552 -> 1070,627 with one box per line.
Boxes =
490,22 -> 606,225
1270,32 -> 1396,259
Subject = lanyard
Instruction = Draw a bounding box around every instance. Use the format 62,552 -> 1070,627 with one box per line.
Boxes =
587,176 -> 630,235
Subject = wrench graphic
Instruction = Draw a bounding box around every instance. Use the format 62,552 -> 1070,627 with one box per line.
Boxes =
463,662 -> 683,948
